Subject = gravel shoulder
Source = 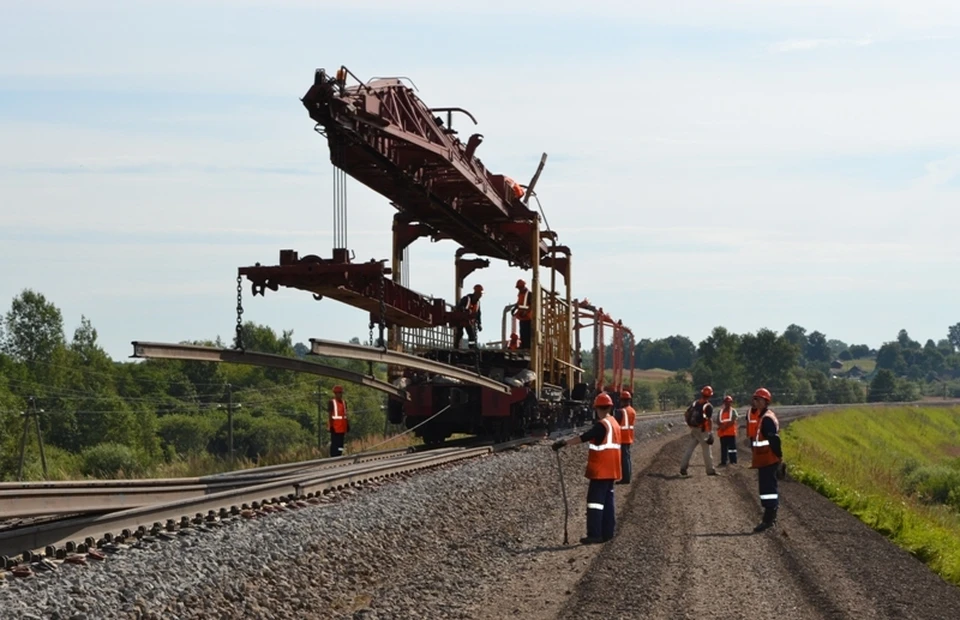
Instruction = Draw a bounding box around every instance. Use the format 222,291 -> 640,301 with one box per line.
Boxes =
553,433 -> 960,620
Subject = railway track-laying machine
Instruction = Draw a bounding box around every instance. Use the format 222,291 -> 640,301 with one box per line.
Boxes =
238,66 -> 636,444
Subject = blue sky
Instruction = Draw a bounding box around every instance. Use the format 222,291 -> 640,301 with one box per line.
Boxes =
2,0 -> 959,360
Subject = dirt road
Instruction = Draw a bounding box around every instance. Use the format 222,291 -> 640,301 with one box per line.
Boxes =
487,430 -> 960,620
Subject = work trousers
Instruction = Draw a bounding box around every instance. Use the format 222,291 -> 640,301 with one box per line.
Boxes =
330,432 -> 345,457
758,463 -> 779,512
680,427 -> 715,474
518,319 -> 531,349
454,324 -> 478,349
617,443 -> 632,484
719,435 -> 738,465
586,479 -> 616,541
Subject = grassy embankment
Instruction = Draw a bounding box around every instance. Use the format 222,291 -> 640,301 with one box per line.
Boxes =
783,405 -> 960,585
17,432 -> 423,481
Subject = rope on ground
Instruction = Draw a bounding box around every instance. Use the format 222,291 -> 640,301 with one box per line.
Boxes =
349,404 -> 452,459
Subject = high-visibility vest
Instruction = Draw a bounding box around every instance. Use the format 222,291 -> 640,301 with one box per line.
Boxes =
717,407 -> 737,437
751,410 -> 781,468
618,406 -> 636,445
746,408 -> 760,440
585,416 -> 622,481
329,398 -> 348,434
516,289 -> 532,320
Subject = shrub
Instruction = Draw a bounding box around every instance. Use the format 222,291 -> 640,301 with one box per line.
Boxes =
158,414 -> 217,456
80,442 -> 142,478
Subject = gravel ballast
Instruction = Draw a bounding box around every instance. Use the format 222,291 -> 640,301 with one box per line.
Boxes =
8,407 -> 954,619
0,417 -> 680,619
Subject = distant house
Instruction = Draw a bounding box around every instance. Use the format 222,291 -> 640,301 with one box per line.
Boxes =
846,365 -> 864,379
830,360 -> 844,370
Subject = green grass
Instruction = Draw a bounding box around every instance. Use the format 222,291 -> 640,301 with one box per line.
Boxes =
840,357 -> 876,372
784,405 -> 960,585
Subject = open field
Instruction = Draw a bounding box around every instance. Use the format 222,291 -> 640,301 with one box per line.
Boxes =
840,357 -> 877,372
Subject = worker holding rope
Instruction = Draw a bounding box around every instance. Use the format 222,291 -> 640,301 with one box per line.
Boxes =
552,392 -> 622,544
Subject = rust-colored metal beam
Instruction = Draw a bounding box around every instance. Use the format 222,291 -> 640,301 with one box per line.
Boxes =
130,342 -> 408,399
308,338 -> 512,394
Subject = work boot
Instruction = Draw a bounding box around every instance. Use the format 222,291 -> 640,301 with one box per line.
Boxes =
679,469 -> 688,476
754,508 -> 777,532
707,470 -> 719,476
579,536 -> 603,545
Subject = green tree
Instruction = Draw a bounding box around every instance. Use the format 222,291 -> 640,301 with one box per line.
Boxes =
827,338 -> 849,358
805,331 -> 832,363
849,344 -> 871,358
691,326 -> 744,397
740,329 -> 800,396
948,323 -> 960,352
784,324 -> 807,350
2,289 -> 65,371
876,342 -> 907,375
869,369 -> 897,402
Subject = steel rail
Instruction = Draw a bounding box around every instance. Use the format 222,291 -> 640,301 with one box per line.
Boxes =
130,341 -> 409,399
0,447 -> 464,519
0,443 -> 533,558
308,338 -> 512,394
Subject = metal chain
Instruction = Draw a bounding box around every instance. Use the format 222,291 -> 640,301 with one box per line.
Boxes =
378,266 -> 386,349
234,275 -> 245,351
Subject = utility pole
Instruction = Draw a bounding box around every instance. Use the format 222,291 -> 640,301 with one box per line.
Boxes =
227,384 -> 234,466
316,382 -> 326,453
224,384 -> 241,466
17,396 -> 48,481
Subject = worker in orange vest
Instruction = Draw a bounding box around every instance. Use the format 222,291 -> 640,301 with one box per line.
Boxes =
511,279 -> 532,349
716,395 -> 739,466
552,392 -> 622,544
614,390 -> 636,484
453,284 -> 483,349
750,387 -> 783,532
328,385 -> 349,457
680,385 -> 717,476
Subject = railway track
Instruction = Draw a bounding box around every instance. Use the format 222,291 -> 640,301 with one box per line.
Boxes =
0,437 -> 538,570
2,401 -> 952,576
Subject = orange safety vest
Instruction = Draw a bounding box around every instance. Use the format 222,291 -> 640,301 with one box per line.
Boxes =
516,289 -> 532,321
585,416 -> 622,481
504,176 -> 525,199
746,407 -> 761,441
717,407 -> 737,437
619,406 -> 636,445
751,410 -> 781,468
329,398 -> 348,434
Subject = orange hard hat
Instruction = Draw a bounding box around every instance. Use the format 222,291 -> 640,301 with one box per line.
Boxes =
593,393 -> 614,408
332,385 -> 343,393
701,385 -> 714,397
620,390 -> 632,401
723,395 -> 733,404
473,284 -> 483,293
753,388 -> 772,402
516,279 -> 526,289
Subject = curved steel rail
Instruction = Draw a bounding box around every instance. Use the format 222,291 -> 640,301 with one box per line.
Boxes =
309,338 -> 512,394
130,341 -> 408,399
0,441 -> 536,559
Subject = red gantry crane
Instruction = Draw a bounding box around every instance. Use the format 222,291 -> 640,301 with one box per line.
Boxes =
236,66 -> 635,442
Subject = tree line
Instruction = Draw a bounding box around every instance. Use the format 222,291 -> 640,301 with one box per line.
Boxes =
0,289 -> 391,481
608,323 -> 960,411
3,288 -> 958,479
